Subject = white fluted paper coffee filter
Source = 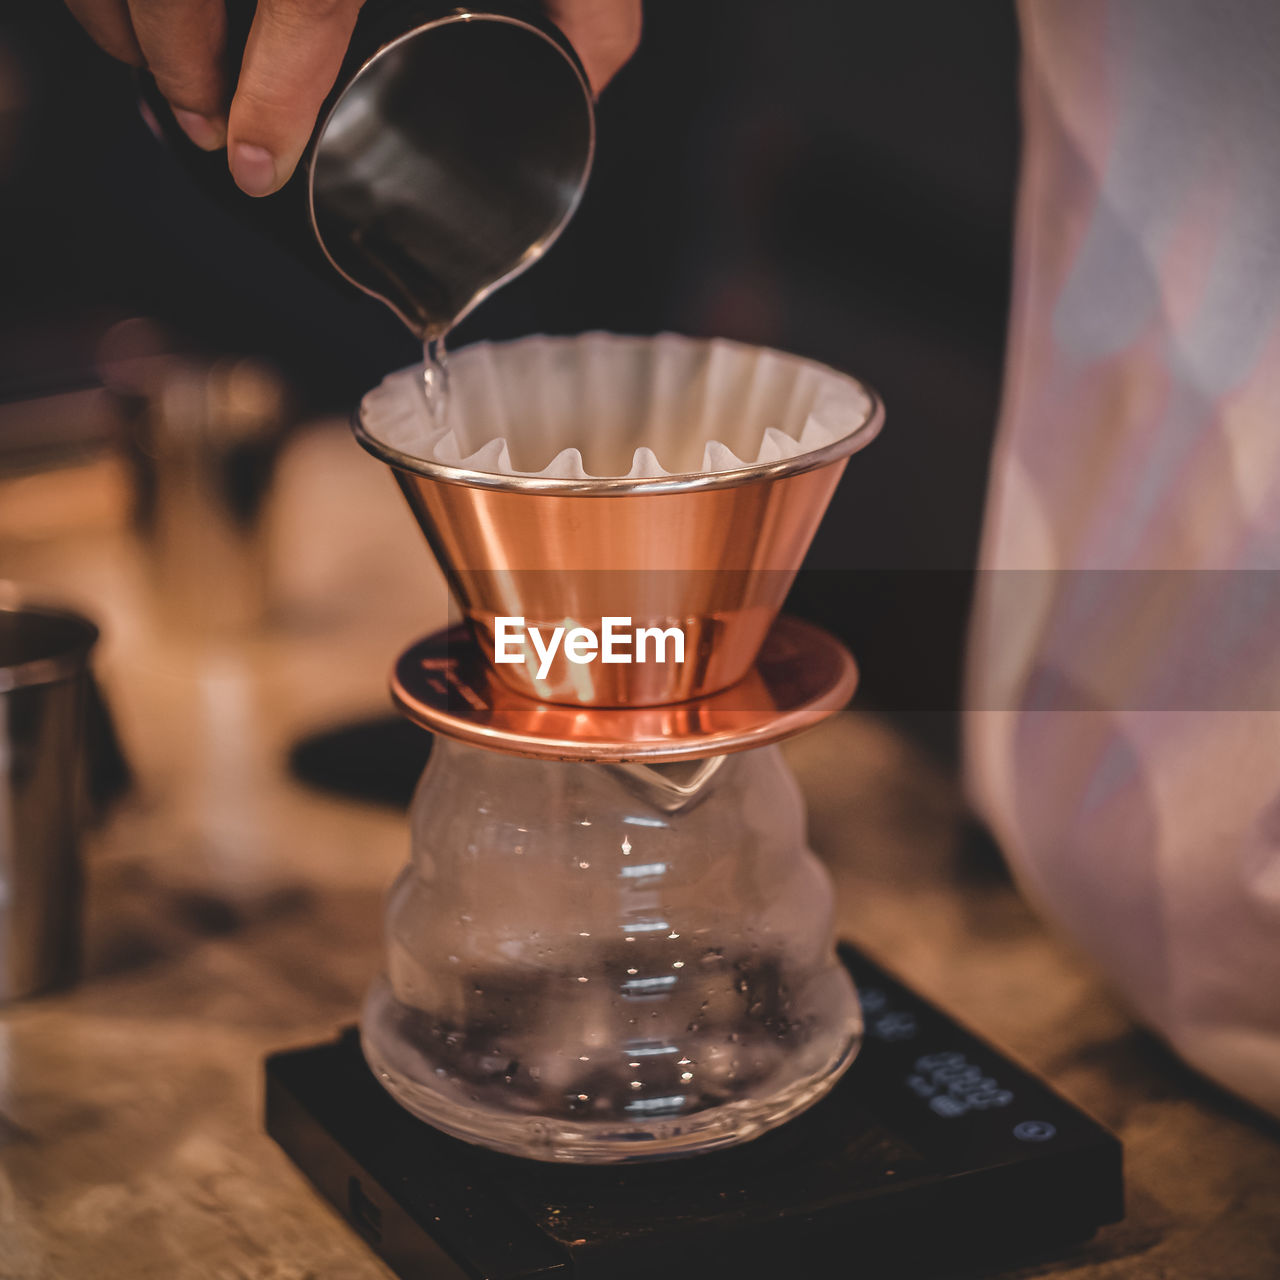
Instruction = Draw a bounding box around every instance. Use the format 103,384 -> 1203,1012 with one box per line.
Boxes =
360,333 -> 875,479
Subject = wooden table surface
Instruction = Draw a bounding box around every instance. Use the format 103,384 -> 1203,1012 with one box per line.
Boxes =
1,422 -> 1278,1279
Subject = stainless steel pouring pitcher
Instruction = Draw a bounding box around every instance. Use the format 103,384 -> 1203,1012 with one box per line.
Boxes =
140,2 -> 595,339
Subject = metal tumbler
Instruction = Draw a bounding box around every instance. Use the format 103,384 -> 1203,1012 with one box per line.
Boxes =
0,594 -> 98,1001
138,1 -> 595,340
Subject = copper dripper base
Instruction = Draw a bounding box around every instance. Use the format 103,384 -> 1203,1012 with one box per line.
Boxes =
391,614 -> 857,763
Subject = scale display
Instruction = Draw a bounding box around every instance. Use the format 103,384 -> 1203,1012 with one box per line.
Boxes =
266,944 -> 1123,1279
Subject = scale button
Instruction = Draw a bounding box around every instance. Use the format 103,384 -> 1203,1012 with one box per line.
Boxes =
905,1073 -> 936,1098
1013,1119 -> 1057,1142
915,1051 -> 965,1072
871,1011 -> 918,1041
859,988 -> 888,1014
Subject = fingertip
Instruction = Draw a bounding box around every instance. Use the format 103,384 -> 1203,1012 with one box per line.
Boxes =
229,141 -> 280,197
226,0 -> 362,202
549,0 -> 643,98
173,108 -> 227,152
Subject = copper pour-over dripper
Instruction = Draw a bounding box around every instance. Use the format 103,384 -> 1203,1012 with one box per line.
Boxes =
354,339 -> 883,710
354,336 -> 882,1163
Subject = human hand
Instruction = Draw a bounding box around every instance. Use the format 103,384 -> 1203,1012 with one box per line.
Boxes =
65,0 -> 641,198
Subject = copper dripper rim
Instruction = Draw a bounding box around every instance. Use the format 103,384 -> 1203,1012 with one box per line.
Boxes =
351,358 -> 884,496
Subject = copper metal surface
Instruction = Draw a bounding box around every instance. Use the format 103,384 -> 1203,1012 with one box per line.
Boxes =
390,614 -> 858,762
369,391 -> 879,706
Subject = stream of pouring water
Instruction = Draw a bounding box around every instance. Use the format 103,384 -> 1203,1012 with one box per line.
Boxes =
422,334 -> 450,425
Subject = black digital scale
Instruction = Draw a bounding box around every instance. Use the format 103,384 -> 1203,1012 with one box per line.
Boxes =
266,944 -> 1122,1278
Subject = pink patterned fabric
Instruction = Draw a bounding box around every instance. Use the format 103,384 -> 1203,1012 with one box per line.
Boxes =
967,0 -> 1280,1115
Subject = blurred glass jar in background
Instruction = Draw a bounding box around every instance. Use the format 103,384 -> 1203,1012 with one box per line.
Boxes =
98,318 -> 291,637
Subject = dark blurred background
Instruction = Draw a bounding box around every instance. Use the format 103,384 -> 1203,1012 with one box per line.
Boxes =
0,0 -> 1020,766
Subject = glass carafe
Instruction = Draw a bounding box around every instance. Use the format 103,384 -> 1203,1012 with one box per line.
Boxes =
361,736 -> 861,1162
